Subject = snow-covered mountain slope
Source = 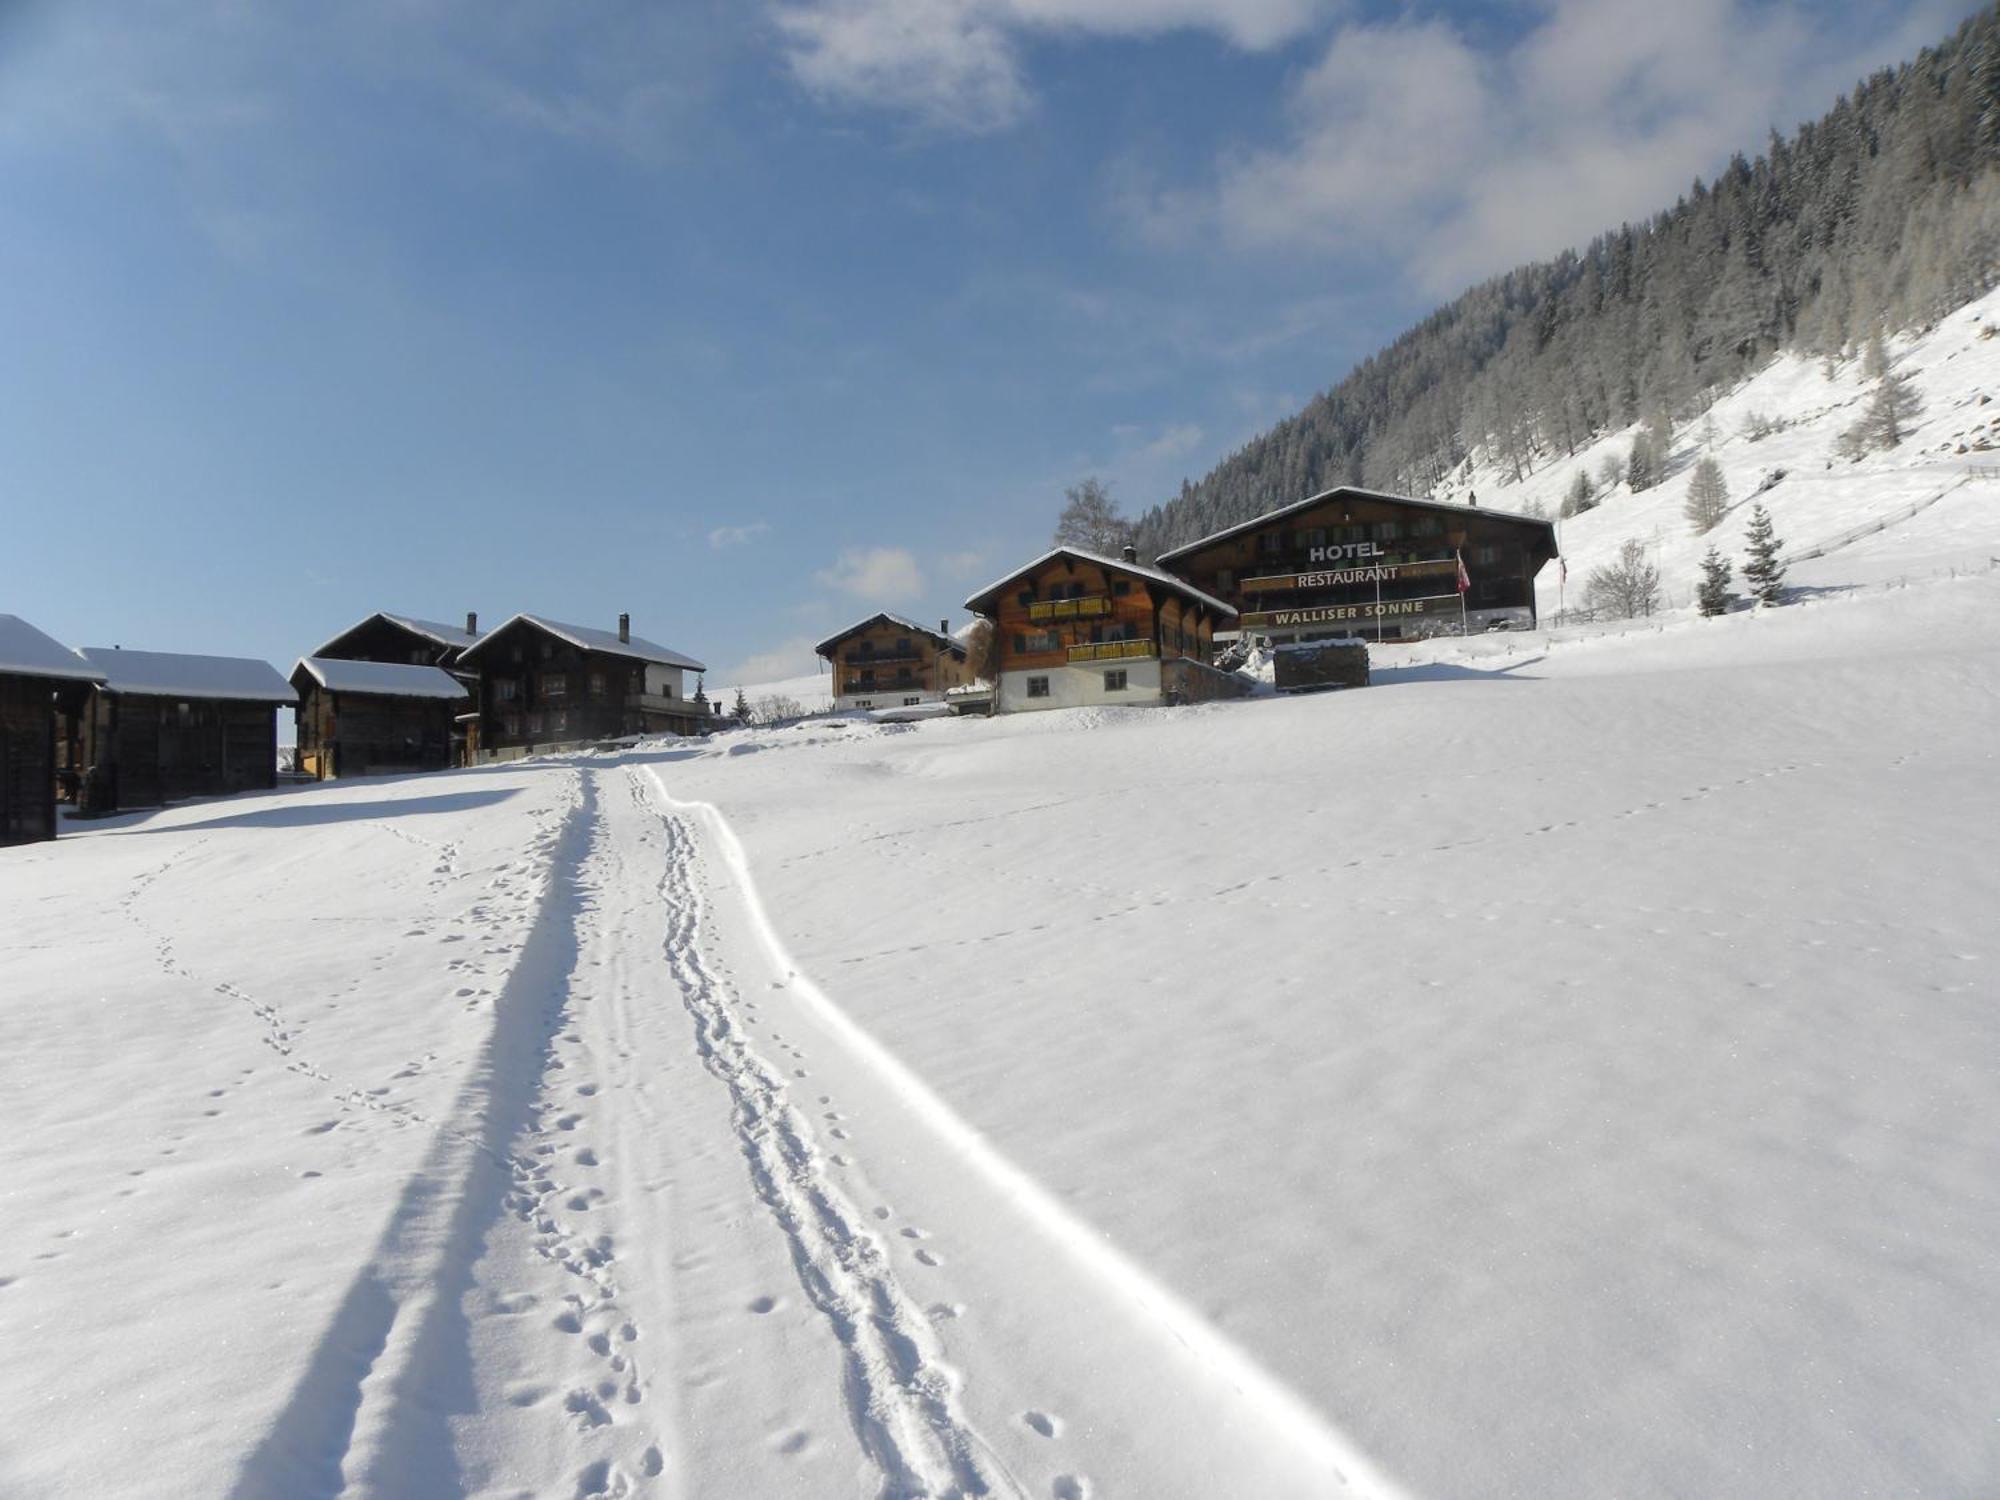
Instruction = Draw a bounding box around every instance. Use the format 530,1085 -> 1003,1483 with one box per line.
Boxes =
1438,287 -> 2000,611
3,558 -> 1995,1498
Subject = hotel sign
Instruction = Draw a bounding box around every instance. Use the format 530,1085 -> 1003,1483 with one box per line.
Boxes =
1241,558 -> 1456,593
1239,593 -> 1463,630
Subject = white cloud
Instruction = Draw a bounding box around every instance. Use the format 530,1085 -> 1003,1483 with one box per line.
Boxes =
708,520 -> 772,549
815,544 -> 925,601
774,0 -> 1338,132
1154,0 -> 1971,292
721,634 -> 826,688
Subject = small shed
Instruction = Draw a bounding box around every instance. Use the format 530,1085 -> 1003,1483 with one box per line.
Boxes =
291,657 -> 469,780
0,615 -> 104,846
74,648 -> 294,811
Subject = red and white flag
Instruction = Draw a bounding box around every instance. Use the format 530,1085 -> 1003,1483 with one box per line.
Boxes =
1559,555 -> 1568,585
1455,550 -> 1471,594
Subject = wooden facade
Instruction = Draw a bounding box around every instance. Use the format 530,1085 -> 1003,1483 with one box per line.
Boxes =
964,547 -> 1241,713
816,615 -> 973,710
460,614 -> 712,758
1155,487 -> 1560,643
69,649 -> 289,812
312,612 -> 484,765
292,658 -> 468,780
0,615 -> 104,847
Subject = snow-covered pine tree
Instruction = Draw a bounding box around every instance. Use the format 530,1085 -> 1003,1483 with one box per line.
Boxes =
1684,455 -> 1730,533
1697,546 -> 1735,616
1560,469 -> 1596,517
1742,503 -> 1787,605
1626,433 -> 1658,492
732,686 -> 750,721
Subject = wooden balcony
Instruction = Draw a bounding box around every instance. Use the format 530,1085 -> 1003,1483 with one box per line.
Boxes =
634,693 -> 709,715
845,649 -> 923,667
1029,595 -> 1112,623
1067,639 -> 1155,663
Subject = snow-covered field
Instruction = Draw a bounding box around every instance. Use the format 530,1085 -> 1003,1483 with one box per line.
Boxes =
4,556 -> 1997,1498
10,298 -> 2000,1498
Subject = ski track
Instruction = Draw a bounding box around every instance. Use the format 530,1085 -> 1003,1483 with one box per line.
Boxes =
629,765 -> 1018,1500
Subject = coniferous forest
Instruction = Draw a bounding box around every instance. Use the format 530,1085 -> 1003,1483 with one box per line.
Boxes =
1133,5 -> 2000,557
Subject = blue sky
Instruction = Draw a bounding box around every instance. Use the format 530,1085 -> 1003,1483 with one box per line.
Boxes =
0,0 -> 1974,686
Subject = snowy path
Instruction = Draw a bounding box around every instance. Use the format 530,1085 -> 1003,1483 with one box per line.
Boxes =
0,758 -> 1392,1497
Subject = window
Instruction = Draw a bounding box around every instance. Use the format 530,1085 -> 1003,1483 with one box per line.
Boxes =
542,675 -> 567,698
504,713 -> 522,737
903,696 -> 921,706
1477,544 -> 1501,566
1104,670 -> 1127,692
1302,526 -> 1327,548
589,673 -> 606,699
1018,588 -> 1035,607
1112,580 -> 1130,597
1258,531 -> 1281,555
856,699 -> 874,709
495,678 -> 519,702
897,637 -> 910,651
527,713 -> 543,735
1026,676 -> 1050,698
1373,521 -> 1400,542
1011,634 -> 1026,653
1024,631 -> 1059,652
551,710 -> 568,734
540,642 -> 553,660
410,649 -> 429,664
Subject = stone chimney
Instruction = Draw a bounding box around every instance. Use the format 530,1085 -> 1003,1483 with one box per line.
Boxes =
939,619 -> 949,636
618,612 -> 631,644
1121,544 -> 1138,563
465,611 -> 478,635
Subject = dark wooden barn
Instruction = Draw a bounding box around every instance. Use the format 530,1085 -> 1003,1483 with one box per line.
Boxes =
1154,487 -> 1561,644
458,613 -> 712,758
291,657 -> 469,780
0,615 -> 104,847
72,648 -> 293,812
311,612 -> 485,763
311,611 -> 484,671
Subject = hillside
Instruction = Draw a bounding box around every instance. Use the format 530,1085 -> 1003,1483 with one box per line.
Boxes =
1477,283 -> 2000,616
1134,5 -> 2000,561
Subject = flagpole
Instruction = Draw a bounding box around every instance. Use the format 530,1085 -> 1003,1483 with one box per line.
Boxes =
1456,548 -> 1469,636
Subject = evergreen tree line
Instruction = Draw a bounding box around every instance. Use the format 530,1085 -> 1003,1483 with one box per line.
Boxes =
1132,5 -> 2000,559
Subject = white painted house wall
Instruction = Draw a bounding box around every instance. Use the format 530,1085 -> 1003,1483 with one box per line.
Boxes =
997,659 -> 1161,713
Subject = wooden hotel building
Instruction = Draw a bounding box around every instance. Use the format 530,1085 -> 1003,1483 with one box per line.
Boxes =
816,614 -> 972,712
964,546 -> 1243,714
1155,487 -> 1560,644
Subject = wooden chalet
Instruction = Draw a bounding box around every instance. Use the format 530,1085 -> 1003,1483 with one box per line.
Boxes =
963,546 -> 1243,714
291,658 -> 469,780
0,615 -> 104,847
71,648 -> 292,811
816,614 -> 973,711
458,613 -> 713,758
1154,487 -> 1561,644
311,611 -> 485,762
311,611 -> 484,671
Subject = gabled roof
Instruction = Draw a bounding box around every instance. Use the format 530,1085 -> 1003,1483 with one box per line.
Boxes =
311,611 -> 483,657
459,614 -> 706,673
963,547 -> 1236,619
79,648 -> 293,704
1154,485 -> 1559,565
0,615 -> 104,683
814,613 -> 967,658
291,657 -> 469,700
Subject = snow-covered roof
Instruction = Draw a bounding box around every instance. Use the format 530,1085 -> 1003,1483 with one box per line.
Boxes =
292,657 -> 469,700
0,615 -> 104,683
963,547 -> 1237,619
79,648 -> 294,704
310,611 -> 484,657
814,613 -> 967,657
1154,485 -> 1559,565
459,614 -> 706,672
